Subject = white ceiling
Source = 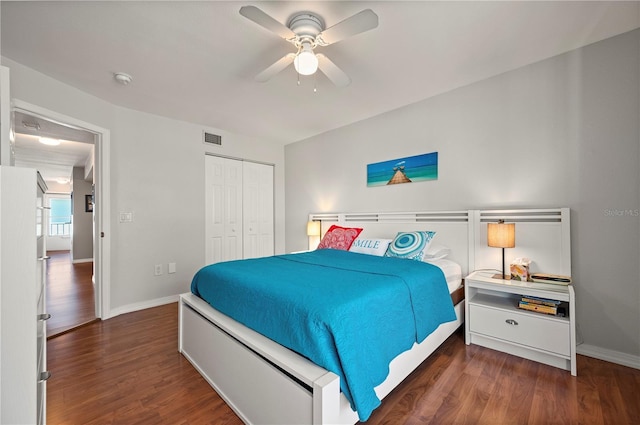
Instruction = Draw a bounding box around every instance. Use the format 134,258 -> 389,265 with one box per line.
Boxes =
13,111 -> 95,185
1,1 -> 639,146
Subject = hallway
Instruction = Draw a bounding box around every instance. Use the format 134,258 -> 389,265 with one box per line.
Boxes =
46,250 -> 97,338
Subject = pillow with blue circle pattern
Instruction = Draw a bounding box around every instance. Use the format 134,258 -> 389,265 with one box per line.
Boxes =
385,231 -> 436,261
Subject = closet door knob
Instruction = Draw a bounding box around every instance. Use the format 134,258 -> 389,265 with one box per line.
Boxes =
37,313 -> 51,321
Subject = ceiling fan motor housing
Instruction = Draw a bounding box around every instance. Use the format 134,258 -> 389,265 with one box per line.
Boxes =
288,13 -> 324,44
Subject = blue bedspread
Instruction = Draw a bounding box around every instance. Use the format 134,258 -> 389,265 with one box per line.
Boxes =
191,249 -> 456,421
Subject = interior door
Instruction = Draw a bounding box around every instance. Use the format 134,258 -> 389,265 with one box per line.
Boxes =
205,155 -> 243,265
243,161 -> 274,259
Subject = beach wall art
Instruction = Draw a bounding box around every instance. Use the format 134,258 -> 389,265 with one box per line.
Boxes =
367,152 -> 438,187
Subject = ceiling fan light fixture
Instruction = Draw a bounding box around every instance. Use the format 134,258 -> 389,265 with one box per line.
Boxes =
39,137 -> 61,146
294,44 -> 318,76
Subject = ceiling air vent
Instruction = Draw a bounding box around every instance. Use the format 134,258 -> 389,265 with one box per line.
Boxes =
203,131 -> 222,146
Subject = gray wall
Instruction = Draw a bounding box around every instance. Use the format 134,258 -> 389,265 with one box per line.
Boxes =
71,166 -> 93,261
285,30 -> 640,360
2,56 -> 286,315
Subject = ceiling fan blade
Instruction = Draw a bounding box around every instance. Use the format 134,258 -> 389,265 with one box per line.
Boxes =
239,6 -> 296,40
317,9 -> 378,45
316,54 -> 351,88
255,53 -> 296,82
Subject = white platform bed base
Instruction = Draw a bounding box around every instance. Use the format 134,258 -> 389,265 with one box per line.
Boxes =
179,293 -> 464,425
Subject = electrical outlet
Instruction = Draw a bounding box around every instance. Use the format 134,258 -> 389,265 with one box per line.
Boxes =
119,212 -> 133,223
154,264 -> 163,276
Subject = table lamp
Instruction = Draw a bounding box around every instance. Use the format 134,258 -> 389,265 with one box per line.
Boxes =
306,220 -> 321,250
487,220 -> 515,279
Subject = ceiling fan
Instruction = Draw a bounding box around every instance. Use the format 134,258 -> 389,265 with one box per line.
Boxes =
239,6 -> 378,87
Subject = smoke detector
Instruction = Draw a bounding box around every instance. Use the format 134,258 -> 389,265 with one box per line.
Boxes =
114,72 -> 133,85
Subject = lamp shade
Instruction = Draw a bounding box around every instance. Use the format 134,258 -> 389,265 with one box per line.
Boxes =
487,221 -> 515,248
307,220 -> 321,237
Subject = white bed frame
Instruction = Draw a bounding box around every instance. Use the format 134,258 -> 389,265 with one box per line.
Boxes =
178,208 -> 569,424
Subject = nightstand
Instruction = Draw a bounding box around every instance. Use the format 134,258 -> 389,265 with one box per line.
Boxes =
465,271 -> 576,376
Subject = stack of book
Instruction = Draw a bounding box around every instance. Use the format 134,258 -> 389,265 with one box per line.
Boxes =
518,296 -> 562,316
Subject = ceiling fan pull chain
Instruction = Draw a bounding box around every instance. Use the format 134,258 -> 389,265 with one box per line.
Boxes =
297,72 -> 301,86
313,73 -> 318,93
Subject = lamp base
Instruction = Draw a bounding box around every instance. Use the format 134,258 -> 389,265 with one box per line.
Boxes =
492,273 -> 511,280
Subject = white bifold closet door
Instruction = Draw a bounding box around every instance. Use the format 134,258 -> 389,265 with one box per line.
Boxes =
205,155 -> 274,265
242,161 -> 274,260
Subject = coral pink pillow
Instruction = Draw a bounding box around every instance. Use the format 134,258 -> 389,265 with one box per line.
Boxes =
317,225 -> 363,251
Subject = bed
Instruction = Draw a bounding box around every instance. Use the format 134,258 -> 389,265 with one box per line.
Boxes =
179,208 -> 573,423
179,210 -> 470,424
191,249 -> 460,421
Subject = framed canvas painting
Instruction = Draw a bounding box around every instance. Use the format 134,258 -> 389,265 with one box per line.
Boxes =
367,152 -> 438,187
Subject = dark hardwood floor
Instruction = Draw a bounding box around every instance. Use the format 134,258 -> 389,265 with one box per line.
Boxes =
47,303 -> 640,424
46,250 -> 97,338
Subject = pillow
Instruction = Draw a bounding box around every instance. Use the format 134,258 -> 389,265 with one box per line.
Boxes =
424,258 -> 462,292
349,238 -> 392,256
423,243 -> 451,261
385,231 -> 436,261
317,225 -> 363,251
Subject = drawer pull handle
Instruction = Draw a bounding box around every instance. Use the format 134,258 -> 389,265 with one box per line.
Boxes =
37,313 -> 51,321
38,371 -> 51,382
505,319 -> 518,326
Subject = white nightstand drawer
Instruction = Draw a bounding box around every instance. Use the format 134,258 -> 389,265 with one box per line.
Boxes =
469,304 -> 570,356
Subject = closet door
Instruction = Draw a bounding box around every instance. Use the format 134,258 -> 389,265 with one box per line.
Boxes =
205,156 -> 243,265
243,161 -> 274,259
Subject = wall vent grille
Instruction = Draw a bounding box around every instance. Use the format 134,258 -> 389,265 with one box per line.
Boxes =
203,132 -> 222,146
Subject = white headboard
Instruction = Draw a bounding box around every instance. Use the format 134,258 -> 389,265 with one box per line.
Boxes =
309,208 -> 571,279
308,211 -> 471,276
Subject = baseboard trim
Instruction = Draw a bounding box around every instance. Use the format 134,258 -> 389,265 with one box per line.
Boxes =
108,295 -> 179,319
577,344 -> 640,370
47,318 -> 101,340
72,257 -> 93,264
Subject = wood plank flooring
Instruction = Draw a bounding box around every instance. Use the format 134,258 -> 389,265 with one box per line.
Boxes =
47,303 -> 640,424
46,250 -> 96,337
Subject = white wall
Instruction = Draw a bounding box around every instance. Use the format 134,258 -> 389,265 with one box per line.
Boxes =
110,106 -> 285,310
285,30 -> 640,362
2,57 -> 286,315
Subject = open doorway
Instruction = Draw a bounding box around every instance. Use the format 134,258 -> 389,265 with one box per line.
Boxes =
12,101 -> 111,335
43,192 -> 97,335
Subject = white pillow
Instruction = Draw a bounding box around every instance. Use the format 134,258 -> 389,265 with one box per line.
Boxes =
424,258 -> 462,292
349,238 -> 392,256
423,243 -> 451,260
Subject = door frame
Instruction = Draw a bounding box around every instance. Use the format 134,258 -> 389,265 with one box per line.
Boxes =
12,99 -> 111,319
